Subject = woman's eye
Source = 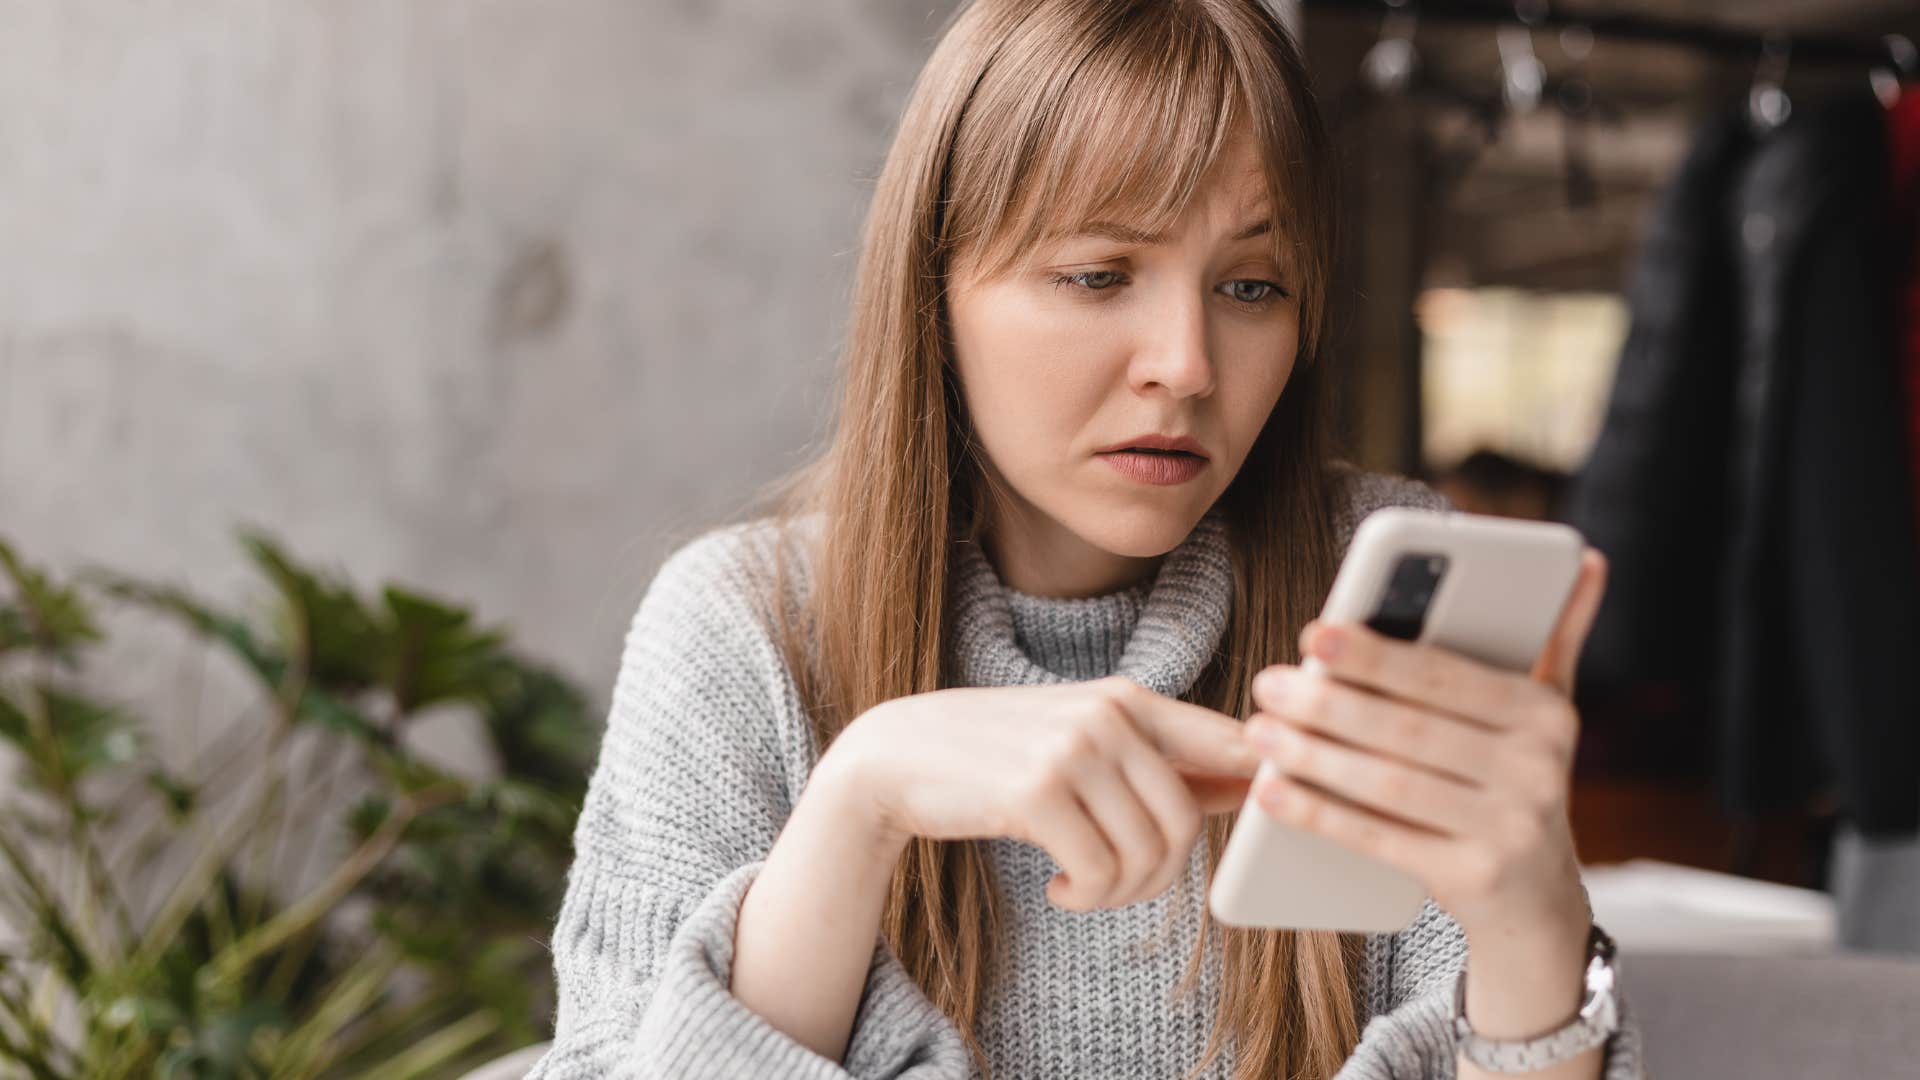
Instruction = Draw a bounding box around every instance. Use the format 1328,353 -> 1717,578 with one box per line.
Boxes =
1046,271 -> 1291,307
1224,279 -> 1290,306
1049,269 -> 1125,293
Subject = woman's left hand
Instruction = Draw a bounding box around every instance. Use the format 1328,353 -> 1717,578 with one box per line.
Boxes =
1242,548 -> 1608,941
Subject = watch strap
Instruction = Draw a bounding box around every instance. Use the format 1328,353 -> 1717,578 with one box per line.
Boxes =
1450,922 -> 1620,1073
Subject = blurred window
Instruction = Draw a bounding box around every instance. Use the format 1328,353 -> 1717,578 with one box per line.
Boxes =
1418,286 -> 1628,472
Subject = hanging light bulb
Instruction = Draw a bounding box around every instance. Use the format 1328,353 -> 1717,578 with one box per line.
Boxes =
1498,23 -> 1545,114
1362,0 -> 1421,96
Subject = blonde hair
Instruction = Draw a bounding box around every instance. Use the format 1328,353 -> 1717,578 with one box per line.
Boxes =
753,1 -> 1362,1076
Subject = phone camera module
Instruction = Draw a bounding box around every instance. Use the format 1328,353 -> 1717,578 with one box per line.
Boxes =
1364,552 -> 1448,642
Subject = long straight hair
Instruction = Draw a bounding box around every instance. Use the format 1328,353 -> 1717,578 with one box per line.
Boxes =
752,2 -> 1362,1076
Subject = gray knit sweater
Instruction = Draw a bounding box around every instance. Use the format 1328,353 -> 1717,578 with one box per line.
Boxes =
528,468 -> 1644,1079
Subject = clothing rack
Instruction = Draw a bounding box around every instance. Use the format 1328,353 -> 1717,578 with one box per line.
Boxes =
1302,0 -> 1914,71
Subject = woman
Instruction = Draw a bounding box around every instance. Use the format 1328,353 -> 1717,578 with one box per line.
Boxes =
530,1 -> 1643,1077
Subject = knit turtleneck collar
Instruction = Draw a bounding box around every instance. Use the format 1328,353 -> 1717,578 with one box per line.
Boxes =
947,508 -> 1234,697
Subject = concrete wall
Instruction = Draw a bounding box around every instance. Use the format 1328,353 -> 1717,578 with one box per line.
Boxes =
0,0 -> 961,765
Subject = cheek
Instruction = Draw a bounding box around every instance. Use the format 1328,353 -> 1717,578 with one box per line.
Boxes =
951,292 -> 1115,465
1217,322 -> 1300,443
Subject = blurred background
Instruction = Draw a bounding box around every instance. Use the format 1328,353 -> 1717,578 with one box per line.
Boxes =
3,1 -> 1920,1077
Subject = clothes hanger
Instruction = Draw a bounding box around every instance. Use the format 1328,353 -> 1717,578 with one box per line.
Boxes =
1748,32 -> 1792,133
1555,21 -> 1599,210
1339,0 -> 1621,210
1495,2 -> 1546,114
1360,0 -> 1420,97
1870,34 -> 1916,109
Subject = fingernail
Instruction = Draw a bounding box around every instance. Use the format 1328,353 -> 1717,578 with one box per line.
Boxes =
1244,717 -> 1275,749
1268,725 -> 1300,759
1232,742 -> 1263,775
1259,776 -> 1292,813
1312,625 -> 1344,661
1261,669 -> 1299,710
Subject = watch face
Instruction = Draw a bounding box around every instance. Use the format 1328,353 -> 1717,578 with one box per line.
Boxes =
1451,924 -> 1622,1071
1580,956 -> 1618,1021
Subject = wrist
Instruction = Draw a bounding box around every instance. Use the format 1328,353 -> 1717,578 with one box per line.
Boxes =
1464,906 -> 1591,967
1460,869 -> 1592,961
1452,923 -> 1618,1073
807,720 -> 912,864
1460,914 -> 1592,1041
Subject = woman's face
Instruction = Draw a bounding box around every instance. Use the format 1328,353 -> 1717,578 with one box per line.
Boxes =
945,132 -> 1299,597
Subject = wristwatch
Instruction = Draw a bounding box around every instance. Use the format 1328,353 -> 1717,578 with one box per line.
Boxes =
1450,922 -> 1619,1073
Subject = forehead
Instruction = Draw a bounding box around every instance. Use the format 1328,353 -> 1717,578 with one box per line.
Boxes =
1202,130 -> 1267,194
950,92 -> 1293,284
1044,134 -> 1273,243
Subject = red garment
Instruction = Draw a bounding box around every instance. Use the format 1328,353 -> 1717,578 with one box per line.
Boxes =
1889,91 -> 1920,549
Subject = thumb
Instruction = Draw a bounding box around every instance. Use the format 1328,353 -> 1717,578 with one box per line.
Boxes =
1532,547 -> 1608,696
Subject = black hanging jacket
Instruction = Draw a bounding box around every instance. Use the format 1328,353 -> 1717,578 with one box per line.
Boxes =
1570,91 -> 1920,835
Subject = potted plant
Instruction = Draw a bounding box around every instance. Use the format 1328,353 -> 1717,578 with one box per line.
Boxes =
0,531 -> 597,1079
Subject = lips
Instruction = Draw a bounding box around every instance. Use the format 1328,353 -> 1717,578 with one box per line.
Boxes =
1093,433 -> 1208,458
1098,447 -> 1208,485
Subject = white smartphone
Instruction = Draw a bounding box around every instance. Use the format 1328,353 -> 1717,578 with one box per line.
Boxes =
1207,507 -> 1585,933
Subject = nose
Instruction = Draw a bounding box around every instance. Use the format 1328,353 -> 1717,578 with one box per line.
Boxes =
1127,285 -> 1215,399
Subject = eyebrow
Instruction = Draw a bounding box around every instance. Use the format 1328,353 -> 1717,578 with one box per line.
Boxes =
1067,218 -> 1273,245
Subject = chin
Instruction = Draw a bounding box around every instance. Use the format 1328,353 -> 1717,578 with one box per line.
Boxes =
1065,499 -> 1208,559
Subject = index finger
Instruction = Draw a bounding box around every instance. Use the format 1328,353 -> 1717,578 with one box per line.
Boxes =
1102,677 -> 1261,778
1300,620 -> 1546,730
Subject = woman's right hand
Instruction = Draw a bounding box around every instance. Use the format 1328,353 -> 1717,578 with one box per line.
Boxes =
817,676 -> 1262,912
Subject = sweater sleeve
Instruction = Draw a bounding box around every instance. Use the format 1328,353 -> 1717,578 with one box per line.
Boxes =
1329,462 -> 1453,551
526,526 -> 973,1079
1335,901 -> 1646,1079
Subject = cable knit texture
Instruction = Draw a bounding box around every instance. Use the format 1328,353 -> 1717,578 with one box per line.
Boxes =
527,466 -> 1645,1079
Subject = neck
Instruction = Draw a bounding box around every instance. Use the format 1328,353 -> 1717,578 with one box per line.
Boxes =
982,502 -> 1163,598
947,501 -> 1236,698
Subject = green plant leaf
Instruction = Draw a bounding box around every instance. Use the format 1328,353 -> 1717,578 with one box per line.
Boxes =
263,942 -> 399,1079
204,783 -> 460,992
343,794 -> 393,840
0,531 -> 598,1078
0,538 -> 103,661
0,684 -> 140,797
380,588 -> 508,716
144,768 -> 199,822
96,990 -> 186,1039
351,1008 -> 498,1080
294,689 -> 383,744
473,778 -> 577,836
89,573 -> 287,688
0,601 -> 33,654
151,996 -> 287,1078
0,825 -> 97,988
0,689 -> 29,750
474,656 -> 596,792
40,685 -> 141,780
0,952 -> 78,1080
363,748 -> 456,798
239,532 -> 383,694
